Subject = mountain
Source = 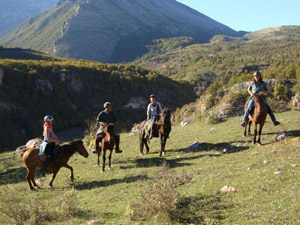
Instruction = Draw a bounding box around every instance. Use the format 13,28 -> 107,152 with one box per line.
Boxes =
0,47 -> 195,152
0,0 -> 59,37
0,0 -> 240,63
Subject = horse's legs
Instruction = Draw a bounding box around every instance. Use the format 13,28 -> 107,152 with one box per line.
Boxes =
252,123 -> 257,144
31,170 -> 40,189
160,135 -> 167,156
244,122 -> 247,137
49,167 -> 61,187
102,149 -> 106,172
257,123 -> 264,145
108,150 -> 112,170
64,164 -> 74,182
139,134 -> 144,155
144,138 -> 150,154
26,168 -> 35,190
97,147 -> 101,166
248,121 -> 252,136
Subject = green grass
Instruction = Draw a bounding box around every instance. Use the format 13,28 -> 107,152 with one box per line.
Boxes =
1,111 -> 300,224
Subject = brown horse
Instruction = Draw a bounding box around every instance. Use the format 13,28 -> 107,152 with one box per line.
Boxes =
244,95 -> 267,145
96,125 -> 115,172
139,108 -> 171,156
21,139 -> 89,190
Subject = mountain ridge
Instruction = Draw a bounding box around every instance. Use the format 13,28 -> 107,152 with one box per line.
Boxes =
0,0 -> 240,63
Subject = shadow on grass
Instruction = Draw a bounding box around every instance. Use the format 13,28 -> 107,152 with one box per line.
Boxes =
0,167 -> 26,185
173,142 -> 249,154
73,175 -> 149,190
120,154 -> 221,170
172,194 -> 228,224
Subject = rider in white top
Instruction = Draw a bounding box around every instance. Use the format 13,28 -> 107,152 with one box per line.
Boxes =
147,94 -> 162,139
147,94 -> 162,122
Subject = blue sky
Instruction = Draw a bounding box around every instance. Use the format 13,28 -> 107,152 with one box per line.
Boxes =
177,0 -> 300,32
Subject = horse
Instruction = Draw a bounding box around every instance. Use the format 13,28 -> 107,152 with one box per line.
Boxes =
21,139 -> 89,190
244,95 -> 267,145
94,125 -> 115,172
138,108 -> 171,156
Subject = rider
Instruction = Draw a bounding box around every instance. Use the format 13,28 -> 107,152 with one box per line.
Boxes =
40,115 -> 62,176
92,102 -> 123,154
147,94 -> 162,139
240,71 -> 280,127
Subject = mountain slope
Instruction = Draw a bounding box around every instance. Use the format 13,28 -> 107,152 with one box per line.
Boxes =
0,0 -> 58,37
0,0 -> 240,63
0,49 -> 195,152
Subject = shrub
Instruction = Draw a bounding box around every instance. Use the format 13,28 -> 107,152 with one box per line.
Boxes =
129,162 -> 192,223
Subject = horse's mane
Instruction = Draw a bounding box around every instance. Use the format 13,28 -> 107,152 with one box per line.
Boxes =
61,140 -> 82,156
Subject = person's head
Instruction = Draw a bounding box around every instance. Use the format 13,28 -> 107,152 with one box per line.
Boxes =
104,102 -> 112,112
150,94 -> 157,105
254,71 -> 262,82
44,115 -> 54,125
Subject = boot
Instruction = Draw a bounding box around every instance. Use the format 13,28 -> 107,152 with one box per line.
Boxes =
40,158 -> 50,177
115,135 -> 123,153
240,121 -> 246,127
273,120 -> 280,126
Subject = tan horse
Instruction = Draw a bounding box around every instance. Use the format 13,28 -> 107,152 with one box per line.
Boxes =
21,139 -> 89,190
244,95 -> 267,145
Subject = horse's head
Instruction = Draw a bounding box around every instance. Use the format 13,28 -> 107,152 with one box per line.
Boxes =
253,94 -> 264,104
72,139 -> 89,158
160,108 -> 171,125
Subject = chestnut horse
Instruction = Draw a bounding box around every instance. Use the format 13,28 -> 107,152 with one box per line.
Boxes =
92,125 -> 115,172
244,95 -> 267,144
139,108 -> 171,156
21,139 -> 89,190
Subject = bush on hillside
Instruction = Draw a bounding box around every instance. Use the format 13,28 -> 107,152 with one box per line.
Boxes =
129,162 -> 192,223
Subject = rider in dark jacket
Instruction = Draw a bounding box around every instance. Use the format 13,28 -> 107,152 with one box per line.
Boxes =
92,102 -> 123,154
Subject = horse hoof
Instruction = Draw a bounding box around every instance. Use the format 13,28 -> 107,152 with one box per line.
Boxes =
162,152 -> 166,156
109,167 -> 112,171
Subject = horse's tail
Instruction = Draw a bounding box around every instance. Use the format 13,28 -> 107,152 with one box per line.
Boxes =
20,149 -> 29,157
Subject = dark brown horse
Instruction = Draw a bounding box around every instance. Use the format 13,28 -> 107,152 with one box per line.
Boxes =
21,139 -> 89,190
244,95 -> 267,144
139,108 -> 171,156
96,125 -> 115,172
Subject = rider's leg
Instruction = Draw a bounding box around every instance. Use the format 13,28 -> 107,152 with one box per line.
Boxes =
264,100 -> 280,126
241,98 -> 255,126
51,144 -> 60,171
149,117 -> 157,139
115,134 -> 123,153
93,134 -> 104,154
40,157 -> 51,177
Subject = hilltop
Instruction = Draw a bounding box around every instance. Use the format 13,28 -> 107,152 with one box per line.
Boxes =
0,0 -> 58,37
0,48 -> 195,152
0,0 -> 240,63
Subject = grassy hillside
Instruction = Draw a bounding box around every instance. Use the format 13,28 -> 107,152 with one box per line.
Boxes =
136,26 -> 300,83
0,51 -> 195,152
134,26 -> 300,120
0,111 -> 299,224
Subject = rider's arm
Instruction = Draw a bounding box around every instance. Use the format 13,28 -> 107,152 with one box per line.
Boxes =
147,104 -> 151,119
45,127 -> 61,144
248,89 -> 254,96
52,132 -> 62,144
